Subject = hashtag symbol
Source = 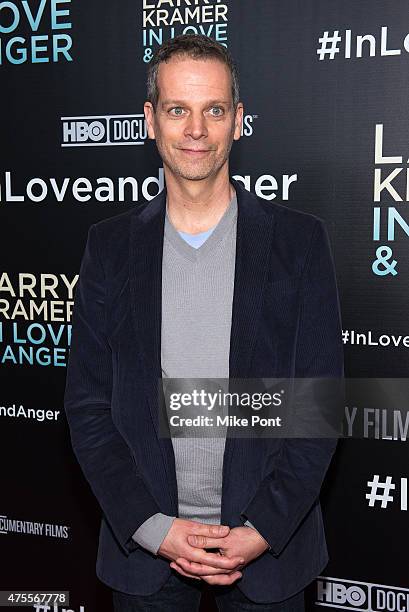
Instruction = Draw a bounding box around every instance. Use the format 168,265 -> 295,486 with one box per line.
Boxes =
366,475 -> 395,508
317,30 -> 342,60
342,329 -> 349,344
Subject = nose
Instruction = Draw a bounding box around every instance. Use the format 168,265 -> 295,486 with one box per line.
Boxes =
184,110 -> 208,140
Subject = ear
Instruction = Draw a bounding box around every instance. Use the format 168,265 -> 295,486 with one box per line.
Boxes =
233,103 -> 244,141
144,102 -> 156,140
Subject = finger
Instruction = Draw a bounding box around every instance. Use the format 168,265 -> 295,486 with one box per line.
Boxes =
189,524 -> 230,538
170,561 -> 201,581
187,534 -> 229,549
201,571 -> 243,586
184,550 -> 244,570
175,558 -> 237,576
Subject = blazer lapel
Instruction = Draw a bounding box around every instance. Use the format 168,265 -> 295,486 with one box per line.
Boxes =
129,185 -> 179,511
129,187 -> 166,386
128,177 -> 275,516
228,177 -> 275,379
221,178 -> 275,516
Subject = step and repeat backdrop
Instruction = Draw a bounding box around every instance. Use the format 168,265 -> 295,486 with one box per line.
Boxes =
1,1 -> 408,611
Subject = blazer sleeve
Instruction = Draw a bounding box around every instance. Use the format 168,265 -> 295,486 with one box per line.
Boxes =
239,218 -> 344,556
64,223 -> 161,557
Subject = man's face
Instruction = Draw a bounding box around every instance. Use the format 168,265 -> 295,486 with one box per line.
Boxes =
144,55 -> 243,181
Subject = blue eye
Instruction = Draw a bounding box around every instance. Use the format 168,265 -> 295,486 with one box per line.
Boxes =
169,107 -> 184,116
168,106 -> 225,117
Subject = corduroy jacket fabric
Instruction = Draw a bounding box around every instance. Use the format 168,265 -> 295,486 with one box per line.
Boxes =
63,176 -> 344,603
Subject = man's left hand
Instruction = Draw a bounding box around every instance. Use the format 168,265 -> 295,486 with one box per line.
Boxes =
169,526 -> 270,585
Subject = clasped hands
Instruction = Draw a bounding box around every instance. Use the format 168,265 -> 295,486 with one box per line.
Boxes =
158,518 -> 269,585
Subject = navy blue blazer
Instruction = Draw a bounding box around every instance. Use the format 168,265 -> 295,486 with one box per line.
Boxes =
64,176 -> 344,603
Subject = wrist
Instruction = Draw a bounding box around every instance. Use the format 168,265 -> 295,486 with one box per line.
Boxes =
243,524 -> 270,551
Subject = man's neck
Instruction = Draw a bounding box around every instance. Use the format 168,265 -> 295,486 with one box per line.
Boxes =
165,175 -> 235,235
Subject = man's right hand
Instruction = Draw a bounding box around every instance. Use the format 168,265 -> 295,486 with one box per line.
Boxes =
157,518 -> 244,584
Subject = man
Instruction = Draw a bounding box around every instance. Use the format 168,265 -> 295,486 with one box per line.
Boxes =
64,34 -> 344,611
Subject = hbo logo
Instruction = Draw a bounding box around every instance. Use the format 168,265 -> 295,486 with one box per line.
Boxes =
317,580 -> 367,607
62,120 -> 106,144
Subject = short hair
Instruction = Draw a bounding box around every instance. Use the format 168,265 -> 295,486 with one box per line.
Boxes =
146,34 -> 240,112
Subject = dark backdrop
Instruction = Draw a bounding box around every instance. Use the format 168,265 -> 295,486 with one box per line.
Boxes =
1,1 -> 408,610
